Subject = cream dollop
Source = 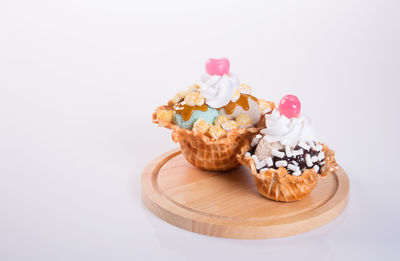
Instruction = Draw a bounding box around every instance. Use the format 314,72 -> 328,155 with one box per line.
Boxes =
198,74 -> 239,108
260,109 -> 316,146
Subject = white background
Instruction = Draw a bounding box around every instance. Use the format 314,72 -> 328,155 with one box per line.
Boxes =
1,0 -> 399,260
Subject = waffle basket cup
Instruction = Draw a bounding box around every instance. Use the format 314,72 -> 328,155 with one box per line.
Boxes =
153,105 -> 266,171
237,142 -> 339,202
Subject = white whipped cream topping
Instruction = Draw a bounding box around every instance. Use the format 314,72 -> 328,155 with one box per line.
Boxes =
198,73 -> 239,108
260,109 -> 316,146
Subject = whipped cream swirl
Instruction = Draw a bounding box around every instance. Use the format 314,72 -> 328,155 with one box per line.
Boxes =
261,109 -> 316,146
198,73 -> 239,108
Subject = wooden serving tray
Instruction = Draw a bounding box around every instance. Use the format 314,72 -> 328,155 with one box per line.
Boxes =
141,149 -> 349,239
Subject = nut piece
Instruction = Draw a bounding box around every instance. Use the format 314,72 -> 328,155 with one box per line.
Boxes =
239,83 -> 252,94
231,84 -> 252,102
207,125 -> 227,139
221,120 -> 238,132
171,85 -> 200,104
171,90 -> 189,104
184,92 -> 205,106
214,115 -> 229,126
236,114 -> 253,128
187,84 -> 200,92
156,109 -> 174,123
192,118 -> 210,134
258,99 -> 274,114
231,88 -> 241,102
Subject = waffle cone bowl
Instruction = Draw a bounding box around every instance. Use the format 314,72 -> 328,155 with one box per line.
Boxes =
153,105 -> 264,171
237,143 -> 339,202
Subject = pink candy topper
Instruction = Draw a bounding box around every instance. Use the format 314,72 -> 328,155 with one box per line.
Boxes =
279,95 -> 301,118
205,58 -> 230,76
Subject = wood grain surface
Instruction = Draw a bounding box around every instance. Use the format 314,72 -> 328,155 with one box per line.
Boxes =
141,149 -> 349,239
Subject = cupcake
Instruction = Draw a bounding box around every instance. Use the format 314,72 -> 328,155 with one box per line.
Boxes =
237,95 -> 338,201
153,58 -> 274,171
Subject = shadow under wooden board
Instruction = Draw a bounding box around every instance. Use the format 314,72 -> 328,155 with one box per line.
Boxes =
141,149 -> 349,239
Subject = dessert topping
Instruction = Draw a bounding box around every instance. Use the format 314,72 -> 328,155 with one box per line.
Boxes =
174,103 -> 208,121
260,109 -> 316,146
199,74 -> 239,108
207,124 -> 227,139
184,92 -> 205,106
257,142 -> 326,174
235,113 -> 253,128
221,120 -> 239,132
199,58 -> 240,108
171,85 -> 199,104
252,142 -> 326,175
222,94 -> 258,115
205,58 -> 230,76
258,99 -> 274,114
239,83 -> 252,95
156,109 -> 174,123
214,115 -> 229,126
266,157 -> 273,167
192,118 -> 210,134
276,160 -> 288,168
278,94 -> 301,118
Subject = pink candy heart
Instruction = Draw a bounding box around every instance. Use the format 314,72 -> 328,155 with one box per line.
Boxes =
205,58 -> 230,76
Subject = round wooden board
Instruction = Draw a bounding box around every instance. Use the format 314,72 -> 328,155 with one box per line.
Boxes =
141,149 -> 349,239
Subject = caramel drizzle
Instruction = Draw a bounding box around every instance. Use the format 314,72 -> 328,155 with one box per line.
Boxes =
174,103 -> 208,121
174,94 -> 257,121
221,94 -> 258,114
